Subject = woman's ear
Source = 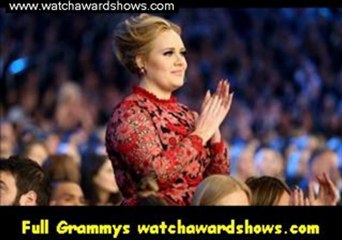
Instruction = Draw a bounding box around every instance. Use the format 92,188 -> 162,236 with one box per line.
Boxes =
135,55 -> 144,69
19,191 -> 38,206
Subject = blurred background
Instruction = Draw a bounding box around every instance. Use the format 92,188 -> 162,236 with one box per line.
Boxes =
1,9 -> 341,196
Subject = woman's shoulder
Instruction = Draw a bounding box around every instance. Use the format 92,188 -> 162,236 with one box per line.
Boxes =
111,93 -> 154,116
117,93 -> 141,109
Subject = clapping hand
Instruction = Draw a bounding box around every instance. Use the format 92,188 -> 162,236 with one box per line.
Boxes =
308,173 -> 339,206
193,79 -> 233,143
290,173 -> 339,206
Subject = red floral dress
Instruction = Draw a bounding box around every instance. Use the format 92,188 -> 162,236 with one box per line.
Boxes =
105,86 -> 230,206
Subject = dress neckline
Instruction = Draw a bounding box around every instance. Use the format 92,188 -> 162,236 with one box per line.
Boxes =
133,86 -> 177,104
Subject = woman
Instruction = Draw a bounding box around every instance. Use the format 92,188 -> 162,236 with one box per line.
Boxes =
106,14 -> 233,206
246,176 -> 291,206
246,174 -> 339,206
191,174 -> 251,206
81,154 -> 122,205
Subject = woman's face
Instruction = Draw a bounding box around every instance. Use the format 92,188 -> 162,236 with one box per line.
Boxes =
141,29 -> 187,94
93,160 -> 118,193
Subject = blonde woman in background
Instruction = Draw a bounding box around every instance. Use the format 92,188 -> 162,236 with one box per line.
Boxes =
191,174 -> 251,206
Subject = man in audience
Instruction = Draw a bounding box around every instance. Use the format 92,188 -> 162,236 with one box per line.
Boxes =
0,156 -> 49,206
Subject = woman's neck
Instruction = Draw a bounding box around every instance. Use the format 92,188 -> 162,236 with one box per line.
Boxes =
139,80 -> 172,100
96,188 -> 111,205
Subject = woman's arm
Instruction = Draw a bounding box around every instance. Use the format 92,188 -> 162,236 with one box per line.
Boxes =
106,102 -> 204,188
205,135 -> 230,176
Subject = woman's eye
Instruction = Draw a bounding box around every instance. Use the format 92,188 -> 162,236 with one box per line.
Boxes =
181,51 -> 187,56
163,51 -> 173,56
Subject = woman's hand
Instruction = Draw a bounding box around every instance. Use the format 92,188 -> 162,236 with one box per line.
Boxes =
290,186 -> 309,206
308,173 -> 339,206
290,173 -> 339,206
193,80 -> 233,143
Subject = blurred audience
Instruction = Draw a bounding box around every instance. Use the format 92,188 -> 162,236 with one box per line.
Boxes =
1,9 -> 341,206
49,180 -> 86,206
42,154 -> 81,183
254,148 -> 285,179
20,140 -> 49,166
0,121 -> 16,158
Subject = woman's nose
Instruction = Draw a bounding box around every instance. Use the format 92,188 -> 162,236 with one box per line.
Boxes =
174,54 -> 186,66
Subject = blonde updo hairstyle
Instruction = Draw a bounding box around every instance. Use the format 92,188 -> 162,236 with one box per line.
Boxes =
113,14 -> 181,75
191,174 -> 252,206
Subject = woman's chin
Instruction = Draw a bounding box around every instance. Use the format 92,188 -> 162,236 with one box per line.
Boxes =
171,78 -> 184,90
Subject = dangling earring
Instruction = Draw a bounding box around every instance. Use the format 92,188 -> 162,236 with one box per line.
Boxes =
139,67 -> 146,75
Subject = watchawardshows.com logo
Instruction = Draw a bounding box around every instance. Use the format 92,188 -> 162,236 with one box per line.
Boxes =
21,219 -> 320,238
5,0 -> 177,13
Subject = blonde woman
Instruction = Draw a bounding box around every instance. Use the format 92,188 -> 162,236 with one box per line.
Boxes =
106,14 -> 234,206
191,174 -> 251,206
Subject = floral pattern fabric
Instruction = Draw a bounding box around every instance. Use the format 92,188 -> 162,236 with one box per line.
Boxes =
106,86 -> 230,206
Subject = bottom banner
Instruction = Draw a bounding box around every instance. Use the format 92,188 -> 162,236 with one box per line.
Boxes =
0,206 -> 340,240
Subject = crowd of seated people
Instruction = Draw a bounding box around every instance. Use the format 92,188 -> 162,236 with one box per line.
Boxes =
0,155 -> 339,206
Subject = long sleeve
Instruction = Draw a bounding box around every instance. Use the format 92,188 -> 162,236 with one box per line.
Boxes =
187,110 -> 230,176
106,102 -> 204,188
204,140 -> 230,176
